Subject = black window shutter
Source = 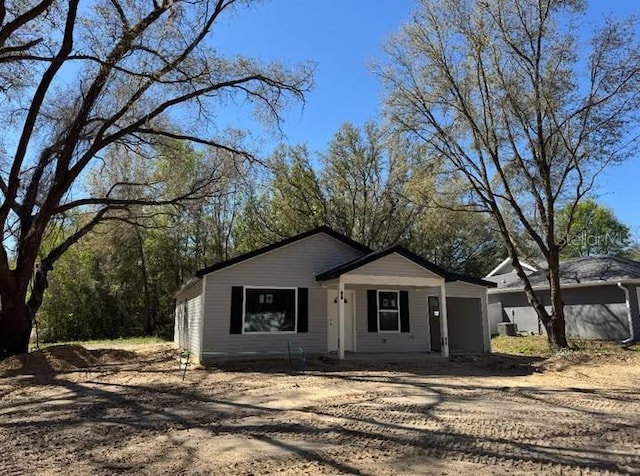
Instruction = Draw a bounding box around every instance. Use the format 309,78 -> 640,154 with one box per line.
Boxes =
230,286 -> 244,334
367,289 -> 378,332
400,290 -> 410,332
297,288 -> 309,332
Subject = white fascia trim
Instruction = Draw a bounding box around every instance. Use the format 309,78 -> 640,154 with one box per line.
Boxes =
485,257 -> 537,277
485,258 -> 512,277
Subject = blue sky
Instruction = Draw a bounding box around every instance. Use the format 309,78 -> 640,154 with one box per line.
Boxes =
213,0 -> 640,235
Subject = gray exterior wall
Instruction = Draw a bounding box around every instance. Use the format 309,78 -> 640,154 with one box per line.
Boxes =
200,232 -> 363,361
352,285 -> 430,353
447,297 -> 484,353
174,281 -> 203,358
488,284 -> 635,341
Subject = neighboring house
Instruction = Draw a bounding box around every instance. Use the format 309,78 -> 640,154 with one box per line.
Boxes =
174,226 -> 496,364
487,255 -> 640,343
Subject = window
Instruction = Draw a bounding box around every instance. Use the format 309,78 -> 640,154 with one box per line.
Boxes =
378,290 -> 400,332
243,287 -> 297,333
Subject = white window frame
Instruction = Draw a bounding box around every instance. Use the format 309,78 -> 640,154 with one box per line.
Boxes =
242,286 -> 298,334
377,289 -> 401,333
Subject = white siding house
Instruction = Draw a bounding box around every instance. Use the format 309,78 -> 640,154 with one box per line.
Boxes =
174,227 -> 496,364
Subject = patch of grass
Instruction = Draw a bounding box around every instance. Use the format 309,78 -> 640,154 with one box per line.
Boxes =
492,335 -> 637,357
30,336 -> 168,350
492,335 -> 552,356
569,338 -> 638,353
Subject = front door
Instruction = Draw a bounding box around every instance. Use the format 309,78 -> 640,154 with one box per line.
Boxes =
428,296 -> 442,351
327,290 -> 355,352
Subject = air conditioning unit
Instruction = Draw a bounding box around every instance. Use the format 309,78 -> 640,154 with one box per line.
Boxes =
497,322 -> 518,336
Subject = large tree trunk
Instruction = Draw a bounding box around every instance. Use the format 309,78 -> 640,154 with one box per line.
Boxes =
0,264 -> 51,358
0,292 -> 32,358
506,242 -> 570,350
546,262 -> 569,350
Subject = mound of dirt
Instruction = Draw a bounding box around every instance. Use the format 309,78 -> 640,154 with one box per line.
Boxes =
0,344 -> 100,376
90,348 -> 139,364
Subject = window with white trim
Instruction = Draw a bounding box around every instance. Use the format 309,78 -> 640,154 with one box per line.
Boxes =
378,290 -> 400,332
243,287 -> 297,333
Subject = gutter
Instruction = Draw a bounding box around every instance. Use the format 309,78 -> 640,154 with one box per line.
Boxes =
617,282 -> 636,346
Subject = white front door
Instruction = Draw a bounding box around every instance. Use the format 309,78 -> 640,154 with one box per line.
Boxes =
327,289 -> 355,352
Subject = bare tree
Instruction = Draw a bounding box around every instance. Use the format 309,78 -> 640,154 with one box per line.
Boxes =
381,0 -> 640,348
0,0 -> 312,357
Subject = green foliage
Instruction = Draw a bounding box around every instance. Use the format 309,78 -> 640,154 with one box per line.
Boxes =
38,222 -> 185,343
557,200 -> 633,258
238,121 -> 503,273
37,121 -> 504,342
30,336 -> 166,350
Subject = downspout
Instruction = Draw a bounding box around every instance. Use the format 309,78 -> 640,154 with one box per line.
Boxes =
617,282 -> 635,345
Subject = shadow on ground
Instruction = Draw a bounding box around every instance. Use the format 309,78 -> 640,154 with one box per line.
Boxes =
0,348 -> 638,475
209,352 -> 545,377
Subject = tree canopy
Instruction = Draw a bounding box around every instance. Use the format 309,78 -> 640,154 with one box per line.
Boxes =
381,0 -> 640,348
558,200 -> 633,258
0,0 -> 311,356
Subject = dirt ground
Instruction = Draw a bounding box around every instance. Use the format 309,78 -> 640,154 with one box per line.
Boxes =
0,345 -> 639,475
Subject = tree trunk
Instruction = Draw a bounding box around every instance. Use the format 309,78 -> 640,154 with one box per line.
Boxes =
547,263 -> 569,350
0,293 -> 31,358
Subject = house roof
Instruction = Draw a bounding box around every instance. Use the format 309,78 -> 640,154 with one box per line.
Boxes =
195,226 -> 371,278
499,255 -> 640,289
316,245 -> 496,288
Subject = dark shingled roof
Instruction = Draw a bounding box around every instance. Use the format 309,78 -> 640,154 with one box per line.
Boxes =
500,255 -> 640,289
316,245 -> 496,288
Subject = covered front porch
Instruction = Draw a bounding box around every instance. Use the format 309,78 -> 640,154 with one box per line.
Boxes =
316,246 -> 453,360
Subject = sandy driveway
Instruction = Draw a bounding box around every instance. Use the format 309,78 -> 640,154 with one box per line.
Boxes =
0,345 -> 639,475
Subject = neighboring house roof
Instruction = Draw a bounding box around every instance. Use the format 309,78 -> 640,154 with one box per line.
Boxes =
496,255 -> 640,290
484,272 -> 523,289
316,245 -> 497,288
195,226 -> 371,278
485,257 -> 538,277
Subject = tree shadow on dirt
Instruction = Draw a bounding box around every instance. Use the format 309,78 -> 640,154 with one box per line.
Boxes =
1,360 -> 638,475
206,352 -> 546,378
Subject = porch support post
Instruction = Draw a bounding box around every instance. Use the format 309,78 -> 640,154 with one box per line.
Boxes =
338,279 -> 345,360
439,281 -> 450,357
